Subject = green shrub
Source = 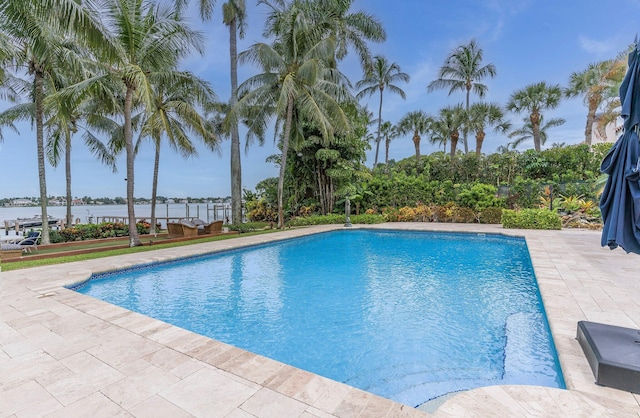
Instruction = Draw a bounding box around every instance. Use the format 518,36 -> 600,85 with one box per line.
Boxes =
453,207 -> 476,223
501,209 -> 562,230
478,207 -> 503,224
53,221 -> 150,242
228,222 -> 271,233
458,183 -> 504,211
351,214 -> 386,224
286,214 -> 385,227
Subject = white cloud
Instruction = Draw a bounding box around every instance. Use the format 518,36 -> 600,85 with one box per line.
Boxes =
578,36 -> 617,55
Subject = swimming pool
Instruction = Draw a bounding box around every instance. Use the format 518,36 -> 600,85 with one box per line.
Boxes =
74,229 -> 565,407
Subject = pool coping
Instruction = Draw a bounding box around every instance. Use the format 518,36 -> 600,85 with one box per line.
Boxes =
2,223 -> 640,416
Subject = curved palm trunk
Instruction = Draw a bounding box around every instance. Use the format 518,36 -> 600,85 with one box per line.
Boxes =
374,87 -> 383,167
229,17 -> 242,225
475,131 -> 485,156
124,85 -> 141,246
450,130 -> 459,158
585,97 -> 599,147
277,97 -> 294,229
65,134 -> 72,227
150,139 -> 160,236
530,112 -> 542,152
34,69 -> 50,244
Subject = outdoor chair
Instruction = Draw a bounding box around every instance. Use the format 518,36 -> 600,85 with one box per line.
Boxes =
19,231 -> 41,253
198,220 -> 223,235
167,222 -> 184,238
179,220 -> 199,237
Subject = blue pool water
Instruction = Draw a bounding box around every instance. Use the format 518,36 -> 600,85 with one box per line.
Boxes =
74,229 -> 565,406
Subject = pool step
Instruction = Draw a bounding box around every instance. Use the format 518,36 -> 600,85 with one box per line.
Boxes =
504,312 -> 563,386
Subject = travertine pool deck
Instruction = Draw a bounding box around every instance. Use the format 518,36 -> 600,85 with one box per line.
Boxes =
1,223 -> 640,417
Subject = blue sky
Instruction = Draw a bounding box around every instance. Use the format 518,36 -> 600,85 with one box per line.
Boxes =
1,0 -> 639,199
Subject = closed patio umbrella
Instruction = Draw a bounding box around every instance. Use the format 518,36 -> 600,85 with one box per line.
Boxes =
600,41 -> 640,254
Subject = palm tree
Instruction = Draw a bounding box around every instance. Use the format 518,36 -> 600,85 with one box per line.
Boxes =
237,2 -> 350,228
427,39 -> 496,154
379,121 -> 398,167
432,104 -> 465,158
467,102 -> 511,156
565,58 -> 626,146
356,55 -> 409,167
80,0 -> 206,247
397,110 -> 432,164
508,115 -> 565,150
45,89 -> 118,227
135,75 -> 217,233
309,0 -> 386,69
222,0 -> 247,225
506,81 -> 563,152
0,1 -> 112,244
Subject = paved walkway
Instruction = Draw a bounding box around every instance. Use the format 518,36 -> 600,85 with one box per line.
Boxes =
1,224 -> 639,417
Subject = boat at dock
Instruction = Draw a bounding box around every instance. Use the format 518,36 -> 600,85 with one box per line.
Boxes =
4,215 -> 61,230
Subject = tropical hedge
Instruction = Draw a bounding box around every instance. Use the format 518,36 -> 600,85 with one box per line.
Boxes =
245,144 -> 609,228
49,221 -> 153,243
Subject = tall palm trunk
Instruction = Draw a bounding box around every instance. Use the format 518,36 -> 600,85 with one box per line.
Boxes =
475,131 -> 485,156
450,130 -> 459,158
124,85 -> 141,246
530,112 -> 541,151
585,96 -> 599,147
374,87 -> 383,166
277,97 -> 294,229
229,16 -> 242,225
384,135 -> 390,167
463,86 -> 470,154
65,134 -> 72,227
150,139 -> 160,236
412,132 -> 421,162
34,68 -> 50,244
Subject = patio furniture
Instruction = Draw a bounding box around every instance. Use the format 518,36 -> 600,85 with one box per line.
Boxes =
179,220 -> 199,237
167,221 -> 199,238
167,222 -> 183,238
199,220 -> 223,235
18,231 -> 41,253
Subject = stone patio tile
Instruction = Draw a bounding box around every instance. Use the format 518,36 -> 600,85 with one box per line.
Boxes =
85,330 -> 163,372
307,379 -> 352,415
301,406 -> 336,418
0,306 -> 27,322
225,408 -> 257,418
45,392 -> 132,418
331,388 -> 377,417
159,367 -> 257,417
226,355 -> 287,387
143,347 -> 201,376
0,320 -> 24,346
1,350 -> 70,392
0,379 -> 62,417
144,323 -> 189,344
101,364 -> 181,410
5,311 -> 59,331
356,394 -> 394,417
127,395 -> 195,418
42,351 -> 124,406
240,387 -> 308,418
